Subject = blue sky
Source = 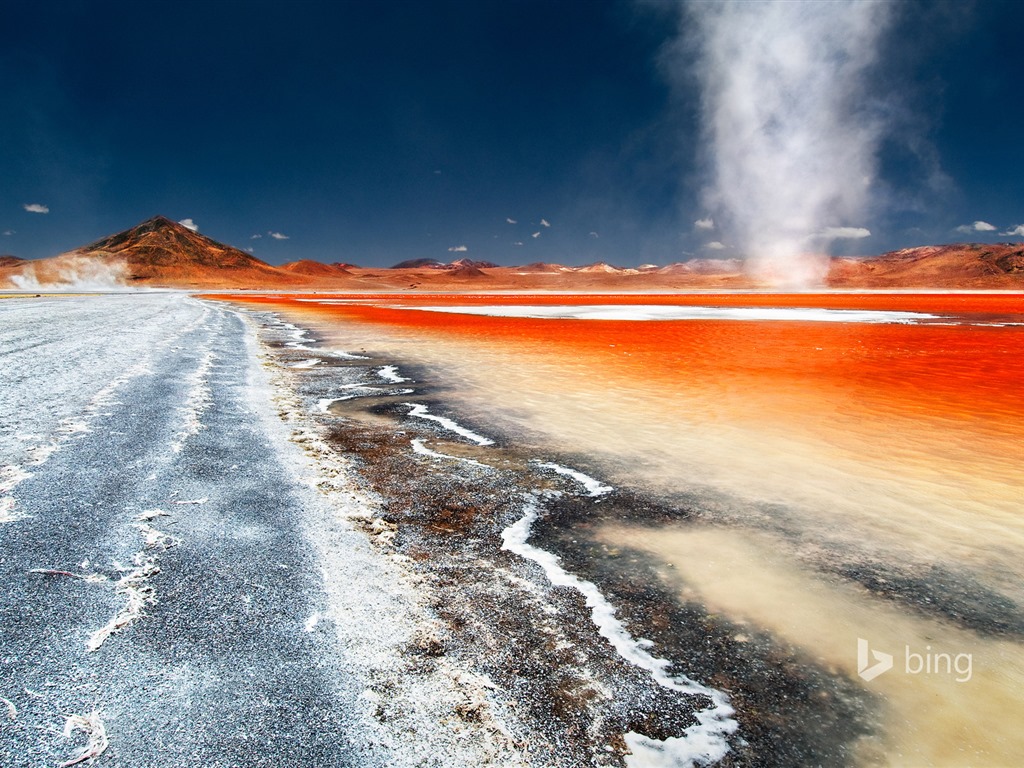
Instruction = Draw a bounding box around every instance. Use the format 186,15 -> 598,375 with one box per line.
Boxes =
3,0 -> 1023,267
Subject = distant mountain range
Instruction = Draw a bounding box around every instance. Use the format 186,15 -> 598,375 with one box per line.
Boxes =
1,215 -> 1022,290
390,257 -> 500,270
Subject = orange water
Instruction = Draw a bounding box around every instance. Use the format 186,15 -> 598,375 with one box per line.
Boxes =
217,292 -> 1024,765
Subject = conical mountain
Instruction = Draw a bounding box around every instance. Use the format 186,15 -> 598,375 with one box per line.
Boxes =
74,215 -> 302,286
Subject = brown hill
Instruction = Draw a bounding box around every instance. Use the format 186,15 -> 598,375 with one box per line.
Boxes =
0,216 -> 320,289
0,256 -> 29,287
446,264 -> 488,279
827,243 -> 1024,288
574,262 -> 622,273
280,259 -> 353,277
71,216 -> 305,287
517,262 -> 570,273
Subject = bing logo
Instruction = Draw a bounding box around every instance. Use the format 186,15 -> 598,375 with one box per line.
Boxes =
857,638 -> 972,683
857,638 -> 894,682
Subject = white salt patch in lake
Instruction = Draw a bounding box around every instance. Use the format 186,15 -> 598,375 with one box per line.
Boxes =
403,403 -> 494,446
410,438 -> 487,467
278,320 -> 368,358
536,462 -> 613,497
378,365 -> 409,383
294,298 -> 379,303
392,304 -> 940,324
501,494 -> 737,766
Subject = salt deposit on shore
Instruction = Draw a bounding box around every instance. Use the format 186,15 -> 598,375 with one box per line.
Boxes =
0,293 -> 530,766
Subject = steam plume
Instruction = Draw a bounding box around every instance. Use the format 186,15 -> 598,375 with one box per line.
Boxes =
685,0 -> 893,286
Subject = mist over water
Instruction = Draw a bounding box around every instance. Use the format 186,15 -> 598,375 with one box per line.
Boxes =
684,0 -> 894,286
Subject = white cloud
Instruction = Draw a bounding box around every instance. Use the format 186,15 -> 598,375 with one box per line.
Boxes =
251,233 -> 262,239
956,220 -> 996,234
694,217 -> 714,230
506,217 -> 517,224
24,203 -> 49,214
178,218 -> 199,232
706,241 -> 727,250
589,231 -> 600,238
821,226 -> 870,239
245,247 -> 254,253
531,231 -> 540,238
999,225 -> 1024,237
269,232 -> 289,240
2,230 -> 13,236
513,241 -> 523,246
448,245 -> 468,252
540,218 -> 551,227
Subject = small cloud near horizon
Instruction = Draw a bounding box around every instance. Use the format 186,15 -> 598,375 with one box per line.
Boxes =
540,218 -> 550,227
178,218 -> 199,232
24,203 -> 49,214
706,241 -> 727,250
589,231 -> 599,238
956,220 -> 996,234
251,233 -> 262,239
506,217 -> 517,224
999,224 -> 1024,237
2,230 -> 13,236
269,231 -> 289,240
531,231 -> 540,238
448,245 -> 468,252
821,226 -> 870,239
513,241 -> 523,246
694,217 -> 714,230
